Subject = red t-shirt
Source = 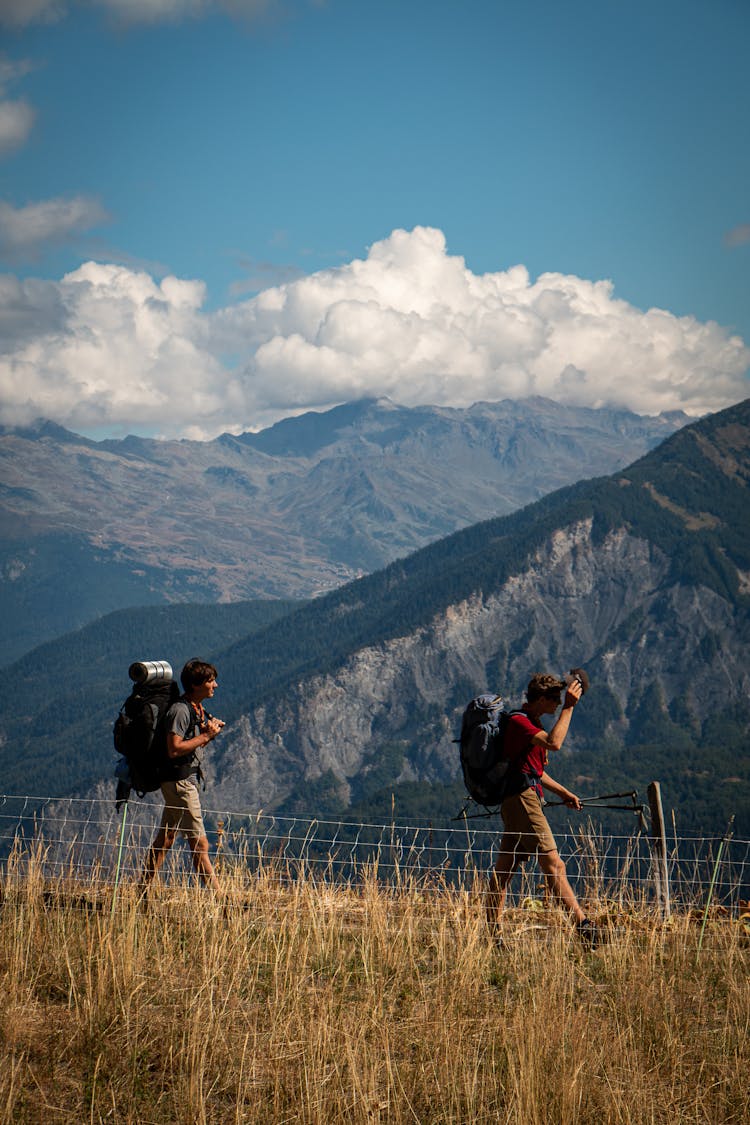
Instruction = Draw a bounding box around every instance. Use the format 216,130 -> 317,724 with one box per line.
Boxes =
504,711 -> 548,798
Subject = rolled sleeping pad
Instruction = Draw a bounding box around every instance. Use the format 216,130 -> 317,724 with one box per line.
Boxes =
128,660 -> 173,685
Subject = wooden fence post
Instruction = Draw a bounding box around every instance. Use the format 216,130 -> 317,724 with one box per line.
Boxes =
648,781 -> 671,920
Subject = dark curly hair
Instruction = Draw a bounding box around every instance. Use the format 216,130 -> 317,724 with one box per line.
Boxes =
180,659 -> 218,692
526,673 -> 566,702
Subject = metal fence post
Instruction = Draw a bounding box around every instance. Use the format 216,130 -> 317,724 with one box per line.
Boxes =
111,799 -> 129,920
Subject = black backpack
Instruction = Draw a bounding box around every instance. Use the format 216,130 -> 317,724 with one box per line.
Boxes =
457,694 -> 522,806
114,678 -> 181,799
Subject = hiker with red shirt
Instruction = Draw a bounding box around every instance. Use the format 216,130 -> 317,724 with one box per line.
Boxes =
140,659 -> 224,895
485,672 -> 602,947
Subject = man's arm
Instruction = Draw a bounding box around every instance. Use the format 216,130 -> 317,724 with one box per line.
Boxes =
166,715 -> 223,759
540,771 -> 582,809
530,679 -> 583,751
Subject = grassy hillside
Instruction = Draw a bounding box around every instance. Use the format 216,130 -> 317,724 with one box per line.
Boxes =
0,857 -> 747,1123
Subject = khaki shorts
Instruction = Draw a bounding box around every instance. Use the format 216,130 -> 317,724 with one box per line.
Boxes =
159,778 -> 206,841
499,787 -> 557,861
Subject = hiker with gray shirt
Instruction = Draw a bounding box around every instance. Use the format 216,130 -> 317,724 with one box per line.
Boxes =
140,659 -> 224,895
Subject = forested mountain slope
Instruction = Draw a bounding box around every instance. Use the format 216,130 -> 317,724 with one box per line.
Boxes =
0,600 -> 299,796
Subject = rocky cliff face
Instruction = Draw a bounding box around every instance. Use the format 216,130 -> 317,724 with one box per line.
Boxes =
208,517 -> 748,813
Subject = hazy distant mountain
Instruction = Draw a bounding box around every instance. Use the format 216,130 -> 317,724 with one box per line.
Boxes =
2,399 -> 747,836
0,396 -> 688,660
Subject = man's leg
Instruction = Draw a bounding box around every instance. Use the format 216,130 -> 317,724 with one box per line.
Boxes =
140,826 -> 176,890
186,834 -> 220,894
537,848 -> 586,923
140,782 -> 184,893
175,780 -> 220,895
485,832 -> 525,934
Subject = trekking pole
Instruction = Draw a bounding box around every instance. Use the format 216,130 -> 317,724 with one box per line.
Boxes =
544,790 -> 637,805
544,791 -> 651,832
111,798 -> 129,921
696,815 -> 735,958
451,800 -> 501,821
543,790 -> 642,810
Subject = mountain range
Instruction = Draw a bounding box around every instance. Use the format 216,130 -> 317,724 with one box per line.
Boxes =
1,398 -> 748,837
0,396 -> 688,661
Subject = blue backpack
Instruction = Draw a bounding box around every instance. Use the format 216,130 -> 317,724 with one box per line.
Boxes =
457,694 -> 521,806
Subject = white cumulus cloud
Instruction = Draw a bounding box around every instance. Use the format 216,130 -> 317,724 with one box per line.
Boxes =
0,227 -> 748,440
0,262 -> 237,438
215,226 -> 750,421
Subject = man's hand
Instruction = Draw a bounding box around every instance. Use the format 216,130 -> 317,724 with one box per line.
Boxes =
540,774 -> 582,808
564,678 -> 583,708
202,717 -> 224,741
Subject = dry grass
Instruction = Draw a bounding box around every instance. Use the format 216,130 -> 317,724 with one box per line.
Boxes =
0,851 -> 748,1124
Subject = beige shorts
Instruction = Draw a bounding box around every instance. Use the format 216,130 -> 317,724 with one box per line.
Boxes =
159,778 -> 206,841
499,787 -> 557,860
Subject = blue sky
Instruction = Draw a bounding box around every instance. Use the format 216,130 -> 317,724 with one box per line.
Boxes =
1,0 -> 748,439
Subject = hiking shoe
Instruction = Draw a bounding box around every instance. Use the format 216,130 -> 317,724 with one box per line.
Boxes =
577,919 -> 607,950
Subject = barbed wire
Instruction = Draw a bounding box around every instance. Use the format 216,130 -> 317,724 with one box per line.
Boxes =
0,793 -> 747,912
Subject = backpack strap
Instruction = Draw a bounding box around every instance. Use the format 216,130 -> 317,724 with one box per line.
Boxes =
181,696 -> 206,787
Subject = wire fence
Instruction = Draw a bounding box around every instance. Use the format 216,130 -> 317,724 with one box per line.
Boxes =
0,792 -> 747,914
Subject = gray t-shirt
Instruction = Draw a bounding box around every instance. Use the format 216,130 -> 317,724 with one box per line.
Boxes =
160,699 -> 200,782
168,700 -> 194,739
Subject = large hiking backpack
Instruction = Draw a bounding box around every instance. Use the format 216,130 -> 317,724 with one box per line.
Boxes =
114,661 -> 180,800
457,694 -> 521,806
